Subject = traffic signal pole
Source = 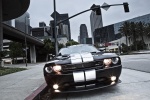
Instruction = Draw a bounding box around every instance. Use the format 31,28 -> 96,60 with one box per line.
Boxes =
57,2 -> 129,25
53,0 -> 58,55
53,2 -> 129,55
0,0 -> 3,52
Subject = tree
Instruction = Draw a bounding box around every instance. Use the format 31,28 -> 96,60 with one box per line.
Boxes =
146,23 -> 150,37
43,39 -> 55,61
130,22 -> 138,51
66,40 -> 79,46
9,42 -> 24,64
137,22 -> 146,43
118,21 -> 130,46
58,43 -> 65,50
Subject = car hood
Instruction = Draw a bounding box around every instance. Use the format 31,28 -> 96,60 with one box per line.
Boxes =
46,52 -> 118,65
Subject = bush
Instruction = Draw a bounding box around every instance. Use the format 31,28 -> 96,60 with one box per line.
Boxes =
131,40 -> 146,50
0,67 -> 26,76
121,43 -> 129,53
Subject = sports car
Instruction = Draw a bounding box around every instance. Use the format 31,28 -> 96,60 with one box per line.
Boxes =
43,44 -> 122,93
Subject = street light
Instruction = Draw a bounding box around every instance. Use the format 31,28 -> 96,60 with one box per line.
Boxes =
25,16 -> 29,67
53,0 -> 58,55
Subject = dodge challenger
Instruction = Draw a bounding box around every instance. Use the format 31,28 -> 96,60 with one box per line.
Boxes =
43,44 -> 122,93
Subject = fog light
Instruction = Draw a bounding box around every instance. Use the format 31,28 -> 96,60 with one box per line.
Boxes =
53,84 -> 59,90
111,81 -> 115,85
111,76 -> 116,81
54,89 -> 60,92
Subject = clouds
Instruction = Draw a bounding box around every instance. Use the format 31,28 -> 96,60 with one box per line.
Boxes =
27,0 -> 150,41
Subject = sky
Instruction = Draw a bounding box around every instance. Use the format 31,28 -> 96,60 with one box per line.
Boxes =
27,0 -> 150,41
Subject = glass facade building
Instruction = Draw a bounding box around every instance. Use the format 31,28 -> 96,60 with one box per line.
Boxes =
94,13 -> 150,49
90,11 -> 103,44
51,12 -> 71,41
15,12 -> 31,34
79,24 -> 88,44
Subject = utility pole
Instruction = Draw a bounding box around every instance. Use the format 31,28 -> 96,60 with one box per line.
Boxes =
25,16 -> 29,67
0,0 -> 3,52
53,0 -> 58,55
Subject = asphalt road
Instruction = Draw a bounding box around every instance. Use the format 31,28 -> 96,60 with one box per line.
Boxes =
120,54 -> 150,73
51,54 -> 150,100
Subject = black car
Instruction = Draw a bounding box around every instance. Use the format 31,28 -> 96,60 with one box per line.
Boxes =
43,44 -> 122,93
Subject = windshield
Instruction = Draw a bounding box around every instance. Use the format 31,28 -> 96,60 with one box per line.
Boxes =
59,45 -> 99,55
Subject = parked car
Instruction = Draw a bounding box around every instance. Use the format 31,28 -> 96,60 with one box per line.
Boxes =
43,44 -> 122,93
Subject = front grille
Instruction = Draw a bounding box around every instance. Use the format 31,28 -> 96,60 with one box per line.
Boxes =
62,60 -> 104,72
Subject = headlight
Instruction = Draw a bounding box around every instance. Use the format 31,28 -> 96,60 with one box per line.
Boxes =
52,65 -> 62,72
53,84 -> 59,90
103,59 -> 112,66
111,57 -> 119,64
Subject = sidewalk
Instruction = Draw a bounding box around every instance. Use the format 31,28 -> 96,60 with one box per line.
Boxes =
0,62 -> 46,100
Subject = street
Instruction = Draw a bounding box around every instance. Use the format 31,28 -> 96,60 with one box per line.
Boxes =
121,54 -> 150,73
51,54 -> 150,100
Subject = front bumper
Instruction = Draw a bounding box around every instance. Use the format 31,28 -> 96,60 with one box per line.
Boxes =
44,65 -> 122,93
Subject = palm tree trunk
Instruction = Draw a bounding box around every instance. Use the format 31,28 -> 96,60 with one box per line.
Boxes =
141,35 -> 145,49
125,36 -> 129,53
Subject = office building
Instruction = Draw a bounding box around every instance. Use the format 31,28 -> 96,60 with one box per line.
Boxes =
32,22 -> 52,41
94,13 -> 150,49
79,24 -> 88,44
39,22 -> 46,27
51,11 -> 71,40
90,11 -> 103,44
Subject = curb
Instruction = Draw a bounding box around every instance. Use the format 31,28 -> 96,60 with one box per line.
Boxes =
25,82 -> 48,100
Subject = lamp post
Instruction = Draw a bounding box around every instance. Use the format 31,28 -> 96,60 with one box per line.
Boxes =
0,0 -> 3,52
53,0 -> 58,55
25,16 -> 29,67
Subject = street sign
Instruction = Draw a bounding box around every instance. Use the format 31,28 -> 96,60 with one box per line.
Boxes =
101,2 -> 110,11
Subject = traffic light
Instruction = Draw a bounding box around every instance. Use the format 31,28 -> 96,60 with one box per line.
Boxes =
91,4 -> 101,15
123,2 -> 129,12
95,7 -> 101,15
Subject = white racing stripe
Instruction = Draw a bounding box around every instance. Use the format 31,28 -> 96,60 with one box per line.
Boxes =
85,69 -> 96,81
80,52 -> 94,62
73,71 -> 85,82
73,69 -> 96,83
70,53 -> 82,64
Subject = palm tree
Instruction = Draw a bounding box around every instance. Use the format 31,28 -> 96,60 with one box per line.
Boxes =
136,22 -> 146,43
130,22 -> 138,51
118,21 -> 130,46
146,23 -> 150,37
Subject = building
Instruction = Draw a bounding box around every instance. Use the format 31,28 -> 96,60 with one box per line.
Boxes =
3,20 -> 12,51
39,22 -> 46,27
15,12 -> 31,34
94,13 -> 150,50
83,38 -> 92,44
90,11 -> 103,44
51,11 -> 71,41
94,24 -> 118,47
32,22 -> 52,41
79,24 -> 89,44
